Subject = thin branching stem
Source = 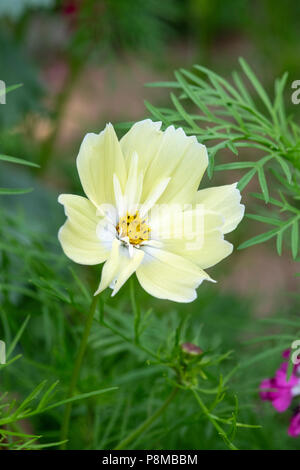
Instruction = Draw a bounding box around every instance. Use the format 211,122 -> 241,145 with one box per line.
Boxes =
114,387 -> 178,450
60,294 -> 99,449
192,389 -> 238,450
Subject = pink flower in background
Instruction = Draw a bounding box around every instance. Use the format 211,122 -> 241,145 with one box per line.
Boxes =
62,1 -> 78,16
282,349 -> 291,360
260,350 -> 300,437
288,409 -> 300,437
260,362 -> 300,412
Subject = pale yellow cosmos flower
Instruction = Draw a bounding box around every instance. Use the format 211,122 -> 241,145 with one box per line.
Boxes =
58,120 -> 244,302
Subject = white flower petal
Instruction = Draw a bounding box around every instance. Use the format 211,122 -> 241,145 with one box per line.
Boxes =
136,246 -> 213,302
94,238 -> 121,295
95,241 -> 144,296
113,173 -> 126,219
195,183 -> 244,234
58,194 -> 109,265
58,120 -> 243,302
120,119 -> 162,178
96,218 -> 117,249
149,206 -> 233,269
184,230 -> 233,269
77,123 -> 127,208
121,120 -> 208,204
144,126 -> 208,204
111,248 -> 144,296
139,177 -> 170,219
96,203 -> 118,227
124,151 -> 143,214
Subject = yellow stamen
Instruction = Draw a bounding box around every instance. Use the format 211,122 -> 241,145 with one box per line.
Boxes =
116,211 -> 150,245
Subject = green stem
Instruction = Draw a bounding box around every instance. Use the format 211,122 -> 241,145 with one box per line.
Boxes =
60,294 -> 99,449
39,57 -> 85,172
130,278 -> 141,344
192,389 -> 238,450
114,387 -> 178,450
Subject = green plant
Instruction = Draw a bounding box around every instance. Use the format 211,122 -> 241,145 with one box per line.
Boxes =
1,59 -> 299,451
146,58 -> 300,260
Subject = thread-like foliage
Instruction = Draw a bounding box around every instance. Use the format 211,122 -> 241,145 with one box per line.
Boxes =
0,203 -> 259,450
146,59 -> 300,260
1,65 -> 299,451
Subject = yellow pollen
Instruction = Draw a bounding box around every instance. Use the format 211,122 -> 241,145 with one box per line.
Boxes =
116,212 -> 150,245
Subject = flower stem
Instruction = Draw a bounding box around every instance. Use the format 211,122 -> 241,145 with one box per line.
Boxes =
114,387 -> 178,450
60,294 -> 99,449
130,278 -> 141,344
191,388 -> 238,450
39,57 -> 84,172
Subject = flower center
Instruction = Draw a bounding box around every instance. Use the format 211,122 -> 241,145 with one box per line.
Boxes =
116,212 -> 150,245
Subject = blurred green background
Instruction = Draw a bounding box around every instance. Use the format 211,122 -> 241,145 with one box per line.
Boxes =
0,0 -> 299,450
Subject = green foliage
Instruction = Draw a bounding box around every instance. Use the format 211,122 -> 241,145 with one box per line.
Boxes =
1,184 -> 299,449
0,371 -> 116,449
240,193 -> 300,259
0,190 -> 266,450
0,31 -> 45,128
67,0 -> 181,62
0,152 -> 39,195
0,152 -> 115,449
146,59 -> 300,259
0,30 -> 299,449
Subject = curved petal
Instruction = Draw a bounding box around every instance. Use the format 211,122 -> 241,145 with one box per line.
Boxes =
77,123 -> 127,208
111,248 -> 144,296
148,206 -> 233,269
94,240 -> 144,296
146,126 -> 208,204
120,119 -> 162,175
123,151 -> 143,215
139,177 -> 170,219
121,120 -> 208,204
136,246 -> 213,303
58,194 -> 110,265
185,230 -> 233,269
195,183 -> 244,234
94,238 -> 121,295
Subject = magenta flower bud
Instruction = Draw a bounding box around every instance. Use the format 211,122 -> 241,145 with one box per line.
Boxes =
181,342 -> 203,356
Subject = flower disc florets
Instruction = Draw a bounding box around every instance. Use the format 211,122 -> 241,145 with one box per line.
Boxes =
116,212 -> 150,246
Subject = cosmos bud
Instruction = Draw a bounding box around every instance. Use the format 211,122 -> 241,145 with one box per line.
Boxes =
181,342 -> 203,356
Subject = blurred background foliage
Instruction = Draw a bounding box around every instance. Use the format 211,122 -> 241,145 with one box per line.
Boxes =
0,0 -> 299,450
